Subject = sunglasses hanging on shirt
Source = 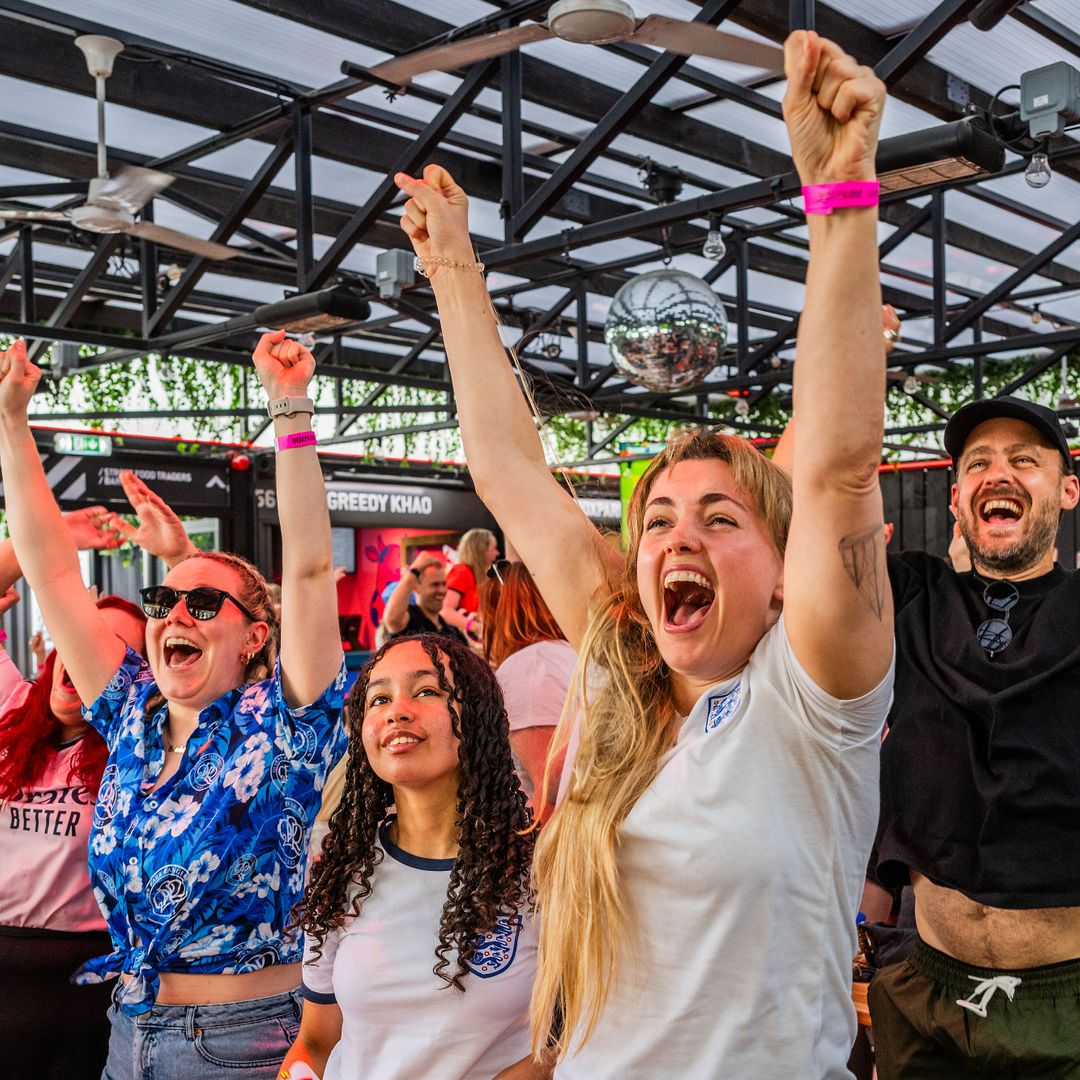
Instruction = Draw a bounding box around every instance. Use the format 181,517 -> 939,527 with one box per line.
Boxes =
975,577 -> 1019,658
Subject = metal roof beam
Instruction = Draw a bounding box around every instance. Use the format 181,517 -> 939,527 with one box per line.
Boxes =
873,0 -> 983,85
510,0 -> 742,238
945,216 -> 1080,341
147,128 -> 296,335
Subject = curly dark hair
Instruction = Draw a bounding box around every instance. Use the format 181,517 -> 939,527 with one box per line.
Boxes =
300,633 -> 534,991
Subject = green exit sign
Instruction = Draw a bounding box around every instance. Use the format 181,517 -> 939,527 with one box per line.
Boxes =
53,432 -> 113,457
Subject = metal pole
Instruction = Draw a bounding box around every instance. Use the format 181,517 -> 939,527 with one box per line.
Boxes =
95,74 -> 108,178
932,190 -> 947,348
501,47 -> 524,245
294,107 -> 314,287
790,0 -> 815,31
18,227 -> 34,325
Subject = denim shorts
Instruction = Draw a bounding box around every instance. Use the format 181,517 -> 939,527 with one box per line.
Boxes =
101,985 -> 303,1079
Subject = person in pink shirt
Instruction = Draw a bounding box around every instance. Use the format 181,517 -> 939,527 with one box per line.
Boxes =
0,594 -> 146,1079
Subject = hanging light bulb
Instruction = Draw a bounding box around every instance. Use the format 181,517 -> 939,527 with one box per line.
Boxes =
734,397 -> 750,417
702,225 -> 727,261
1031,304 -> 1043,325
1025,151 -> 1052,189
903,374 -> 919,395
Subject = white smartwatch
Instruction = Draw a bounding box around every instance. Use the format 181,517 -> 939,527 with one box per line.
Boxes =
266,395 -> 315,420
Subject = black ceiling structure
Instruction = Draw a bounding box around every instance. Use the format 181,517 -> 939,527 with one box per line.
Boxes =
1,0 -> 1078,465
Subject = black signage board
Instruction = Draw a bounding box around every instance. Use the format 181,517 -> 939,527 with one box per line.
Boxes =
6,451 -> 233,512
256,479 -> 495,531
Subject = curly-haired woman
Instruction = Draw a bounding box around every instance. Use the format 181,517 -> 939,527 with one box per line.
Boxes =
281,633 -> 545,1080
0,331 -> 347,1078
393,32 -> 894,1078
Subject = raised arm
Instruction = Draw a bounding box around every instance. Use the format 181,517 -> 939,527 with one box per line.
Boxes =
0,341 -> 126,702
252,330 -> 341,706
104,470 -> 201,568
781,32 -> 893,699
392,167 -> 618,647
381,554 -> 426,635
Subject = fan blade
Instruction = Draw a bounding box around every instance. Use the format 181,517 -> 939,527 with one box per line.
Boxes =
125,221 -> 241,260
0,209 -> 71,221
629,17 -> 784,70
369,22 -> 552,86
90,166 -> 174,214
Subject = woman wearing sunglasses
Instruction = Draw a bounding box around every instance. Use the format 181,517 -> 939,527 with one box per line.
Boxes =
0,331 -> 347,1079
393,33 -> 894,1077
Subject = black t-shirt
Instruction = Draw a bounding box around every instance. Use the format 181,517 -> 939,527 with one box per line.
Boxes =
388,604 -> 467,645
877,550 -> 1080,908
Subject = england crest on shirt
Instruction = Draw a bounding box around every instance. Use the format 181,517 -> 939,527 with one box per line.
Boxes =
466,914 -> 522,978
705,685 -> 742,733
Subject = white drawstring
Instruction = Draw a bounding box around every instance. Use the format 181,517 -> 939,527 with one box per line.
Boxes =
955,974 -> 1022,1017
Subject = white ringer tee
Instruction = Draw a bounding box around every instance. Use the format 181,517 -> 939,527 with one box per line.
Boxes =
301,824 -> 537,1080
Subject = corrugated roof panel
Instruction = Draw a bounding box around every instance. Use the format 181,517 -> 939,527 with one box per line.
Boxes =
825,1 -> 942,34
31,0 -> 392,91
926,17 -> 1079,95
0,74 -> 212,159
946,190 -> 1061,252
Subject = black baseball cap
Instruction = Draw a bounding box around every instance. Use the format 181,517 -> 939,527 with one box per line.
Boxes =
943,396 -> 1072,470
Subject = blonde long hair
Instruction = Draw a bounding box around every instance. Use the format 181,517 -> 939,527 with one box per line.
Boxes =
454,528 -> 496,603
529,429 -> 792,1055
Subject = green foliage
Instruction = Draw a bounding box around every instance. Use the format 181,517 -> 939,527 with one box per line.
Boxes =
24,339 -> 1080,465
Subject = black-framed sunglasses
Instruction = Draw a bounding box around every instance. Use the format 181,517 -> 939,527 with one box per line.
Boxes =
975,578 -> 1019,658
140,585 -> 259,623
487,558 -> 513,584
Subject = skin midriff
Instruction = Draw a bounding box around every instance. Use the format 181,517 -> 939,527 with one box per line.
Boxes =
913,872 -> 1080,967
124,962 -> 301,1004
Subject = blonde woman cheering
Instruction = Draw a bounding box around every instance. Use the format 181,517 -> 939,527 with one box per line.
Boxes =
393,31 -> 894,1078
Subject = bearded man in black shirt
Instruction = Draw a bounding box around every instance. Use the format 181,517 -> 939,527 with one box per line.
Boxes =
869,397 -> 1080,1078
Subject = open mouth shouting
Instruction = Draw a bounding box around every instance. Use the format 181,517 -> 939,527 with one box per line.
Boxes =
382,729 -> 424,754
164,636 -> 204,671
977,495 -> 1026,528
662,568 -> 716,633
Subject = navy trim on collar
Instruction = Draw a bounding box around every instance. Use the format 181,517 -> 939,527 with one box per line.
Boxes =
379,819 -> 455,871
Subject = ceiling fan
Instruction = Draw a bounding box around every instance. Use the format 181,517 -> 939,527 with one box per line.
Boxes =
364,0 -> 785,88
0,35 -> 240,261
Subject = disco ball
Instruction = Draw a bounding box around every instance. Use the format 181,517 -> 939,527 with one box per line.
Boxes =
604,268 -> 728,392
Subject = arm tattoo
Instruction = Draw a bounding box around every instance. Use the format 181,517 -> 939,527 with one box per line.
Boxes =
839,524 -> 887,620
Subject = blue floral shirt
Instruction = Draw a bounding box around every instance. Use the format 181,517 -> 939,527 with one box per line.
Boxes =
75,648 -> 347,1016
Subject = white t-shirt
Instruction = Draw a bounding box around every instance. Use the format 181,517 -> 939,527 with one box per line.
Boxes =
302,825 -> 537,1080
555,616 -> 893,1080
497,640 -> 577,797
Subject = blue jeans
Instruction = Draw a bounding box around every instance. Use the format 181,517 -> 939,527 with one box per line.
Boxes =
101,986 -> 302,1079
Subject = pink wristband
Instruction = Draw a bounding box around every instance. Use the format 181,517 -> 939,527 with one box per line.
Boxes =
802,180 -> 880,215
276,430 -> 316,452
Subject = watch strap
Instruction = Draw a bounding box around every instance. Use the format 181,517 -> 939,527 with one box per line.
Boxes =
267,395 -> 315,419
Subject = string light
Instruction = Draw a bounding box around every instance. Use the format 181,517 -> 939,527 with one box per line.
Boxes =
1024,150 -> 1051,189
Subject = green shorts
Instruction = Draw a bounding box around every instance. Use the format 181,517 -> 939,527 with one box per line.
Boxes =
869,938 -> 1080,1079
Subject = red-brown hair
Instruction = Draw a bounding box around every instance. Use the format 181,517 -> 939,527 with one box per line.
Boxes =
482,562 -> 565,669
0,595 -> 145,800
